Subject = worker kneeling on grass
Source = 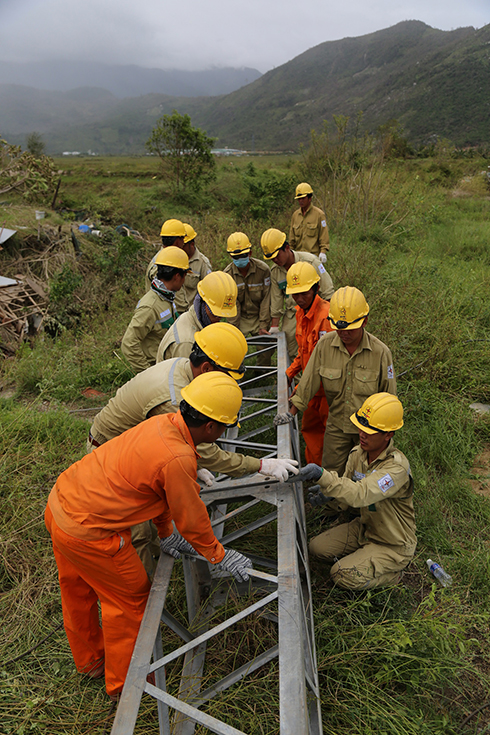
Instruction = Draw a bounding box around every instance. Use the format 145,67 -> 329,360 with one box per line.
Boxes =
296,393 -> 416,590
45,372 -> 297,701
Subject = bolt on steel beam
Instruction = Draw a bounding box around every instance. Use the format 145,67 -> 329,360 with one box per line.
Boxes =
111,332 -> 322,735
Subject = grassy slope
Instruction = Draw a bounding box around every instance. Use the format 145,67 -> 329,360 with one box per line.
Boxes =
1,155 -> 490,733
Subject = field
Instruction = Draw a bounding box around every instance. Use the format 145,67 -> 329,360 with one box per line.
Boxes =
1,147 -> 490,734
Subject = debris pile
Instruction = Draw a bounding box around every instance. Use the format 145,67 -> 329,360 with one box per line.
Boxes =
0,274 -> 47,356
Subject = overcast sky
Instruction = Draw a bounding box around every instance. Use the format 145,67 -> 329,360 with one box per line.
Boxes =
1,0 -> 488,73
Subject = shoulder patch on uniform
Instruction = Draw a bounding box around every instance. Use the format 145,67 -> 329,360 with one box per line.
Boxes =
319,330 -> 327,338
387,364 -> 394,379
317,264 -> 326,274
377,474 -> 394,493
321,220 -> 327,227
264,277 -> 271,286
352,470 -> 366,482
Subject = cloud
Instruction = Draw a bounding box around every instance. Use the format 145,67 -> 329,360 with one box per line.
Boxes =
0,0 -> 488,72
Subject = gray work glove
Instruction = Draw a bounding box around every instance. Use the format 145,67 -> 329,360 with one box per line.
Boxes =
319,252 -> 327,264
259,458 -> 299,482
197,468 -> 215,487
215,548 -> 252,582
307,486 -> 334,507
269,326 -> 281,334
273,411 -> 295,427
159,533 -> 198,559
295,463 -> 324,483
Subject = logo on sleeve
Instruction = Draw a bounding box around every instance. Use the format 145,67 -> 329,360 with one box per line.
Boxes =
321,220 -> 327,227
264,277 -> 271,286
387,364 -> 394,379
377,474 -> 394,493
318,264 -> 326,274
353,471 -> 366,482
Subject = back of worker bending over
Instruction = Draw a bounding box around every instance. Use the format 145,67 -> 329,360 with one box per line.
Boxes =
45,371 -> 299,701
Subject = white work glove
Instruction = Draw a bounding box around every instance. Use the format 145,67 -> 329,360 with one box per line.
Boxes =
197,468 -> 215,487
215,548 -> 252,582
159,533 -> 197,559
269,326 -> 281,334
259,458 -> 299,482
319,252 -> 327,264
295,463 -> 324,483
308,487 -> 333,507
273,411 -> 295,427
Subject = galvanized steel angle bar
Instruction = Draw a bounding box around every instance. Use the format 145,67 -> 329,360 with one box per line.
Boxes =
150,590 -> 279,671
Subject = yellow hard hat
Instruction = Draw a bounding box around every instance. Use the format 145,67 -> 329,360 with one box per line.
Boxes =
295,182 -> 314,199
181,372 -> 242,425
227,232 -> 252,256
328,286 -> 369,330
194,323 -> 247,380
286,261 -> 320,294
183,223 -> 197,243
197,271 -> 238,317
154,246 -> 190,270
350,393 -> 403,434
260,228 -> 286,260
159,218 -> 186,237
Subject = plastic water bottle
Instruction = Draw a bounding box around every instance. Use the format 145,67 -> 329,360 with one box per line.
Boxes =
426,559 -> 452,587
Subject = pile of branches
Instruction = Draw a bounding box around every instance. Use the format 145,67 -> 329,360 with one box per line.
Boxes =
0,138 -> 57,201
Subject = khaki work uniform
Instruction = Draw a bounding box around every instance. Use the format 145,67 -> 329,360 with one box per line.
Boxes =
46,411 -> 226,698
289,203 -> 329,257
270,251 -> 334,359
146,253 -> 188,315
224,257 -> 272,367
156,305 -> 202,362
184,248 -> 212,305
88,357 -> 261,576
291,330 -> 396,473
309,441 -> 416,589
121,288 -> 177,374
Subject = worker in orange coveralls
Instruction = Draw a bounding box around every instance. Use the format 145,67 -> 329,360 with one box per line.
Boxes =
44,372 -> 293,701
283,261 -> 333,465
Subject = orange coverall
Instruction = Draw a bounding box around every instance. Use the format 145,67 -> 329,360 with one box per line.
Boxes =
285,294 -> 333,464
45,411 -> 225,698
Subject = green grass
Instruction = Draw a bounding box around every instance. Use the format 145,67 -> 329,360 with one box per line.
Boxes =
2,153 -> 490,733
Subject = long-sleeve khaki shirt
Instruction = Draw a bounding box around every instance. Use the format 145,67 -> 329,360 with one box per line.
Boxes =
224,257 -> 271,333
89,356 -> 261,477
289,204 -> 329,255
270,251 -> 334,321
146,252 -> 188,314
156,305 -> 202,362
184,248 -> 212,305
121,289 -> 177,373
291,330 -> 396,434
317,441 -> 416,555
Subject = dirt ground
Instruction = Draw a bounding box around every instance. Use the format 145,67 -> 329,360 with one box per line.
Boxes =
470,445 -> 490,499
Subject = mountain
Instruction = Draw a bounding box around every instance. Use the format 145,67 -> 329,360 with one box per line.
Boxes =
195,20 -> 489,149
1,21 -> 489,154
0,60 -> 262,98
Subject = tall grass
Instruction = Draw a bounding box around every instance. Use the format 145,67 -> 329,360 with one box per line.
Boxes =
1,151 -> 490,733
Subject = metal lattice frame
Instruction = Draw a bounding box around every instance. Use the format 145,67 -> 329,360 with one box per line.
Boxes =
111,333 -> 323,735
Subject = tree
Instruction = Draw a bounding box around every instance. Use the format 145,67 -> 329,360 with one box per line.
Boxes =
146,111 -> 216,192
26,131 -> 46,157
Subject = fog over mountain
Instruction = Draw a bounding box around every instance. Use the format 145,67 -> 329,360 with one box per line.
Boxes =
0,60 -> 262,98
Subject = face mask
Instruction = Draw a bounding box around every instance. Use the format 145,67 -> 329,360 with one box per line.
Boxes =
233,255 -> 250,269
